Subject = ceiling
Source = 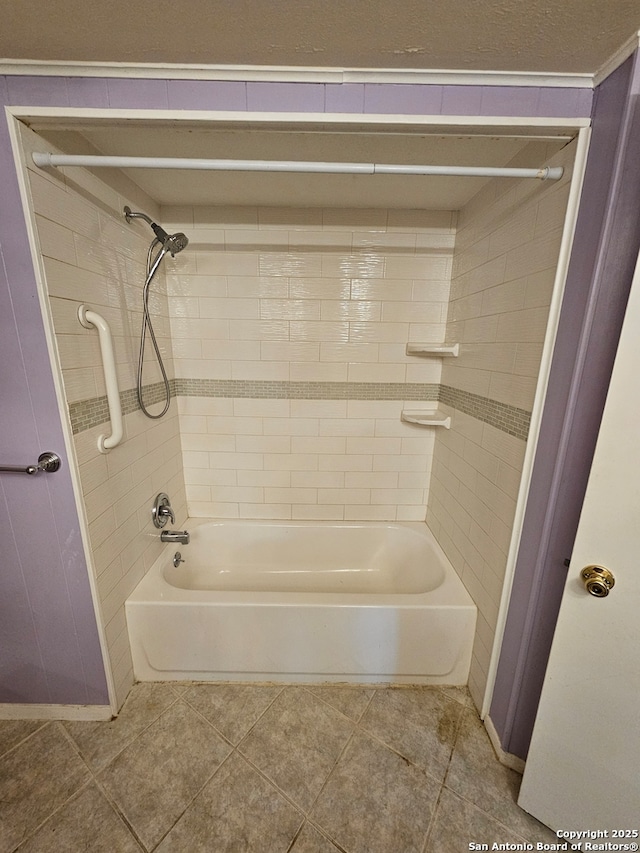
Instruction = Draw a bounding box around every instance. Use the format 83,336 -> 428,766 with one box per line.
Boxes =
1,0 -> 639,74
30,119 -> 572,210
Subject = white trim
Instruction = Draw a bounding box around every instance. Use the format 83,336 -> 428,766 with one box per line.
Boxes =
0,58 -> 594,88
9,105 -> 591,132
593,30 -> 640,87
5,107 -> 119,716
0,704 -> 113,721
480,126 -> 592,720
485,714 -> 526,774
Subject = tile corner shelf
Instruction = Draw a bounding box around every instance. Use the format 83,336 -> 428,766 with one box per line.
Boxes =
406,343 -> 459,357
401,409 -> 451,429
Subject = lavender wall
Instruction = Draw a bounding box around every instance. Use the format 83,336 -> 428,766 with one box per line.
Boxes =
490,51 -> 640,760
0,83 -> 108,705
0,70 -> 593,707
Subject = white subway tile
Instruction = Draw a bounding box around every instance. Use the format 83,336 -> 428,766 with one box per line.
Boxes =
291,436 -> 346,455
241,503 -> 292,519
231,360 -> 289,381
236,435 -> 291,454
263,417 -> 318,436
292,471 -> 345,488
290,362 -> 348,382
264,454 -> 319,471
317,488 -> 370,505
318,455 -> 373,472
289,278 -> 351,300
345,505 -> 396,521
293,505 -> 345,520
237,470 -> 291,487
208,452 -> 264,470
265,488 -> 317,504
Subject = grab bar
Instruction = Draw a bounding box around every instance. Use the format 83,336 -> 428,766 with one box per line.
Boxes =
0,451 -> 61,475
78,305 -> 123,453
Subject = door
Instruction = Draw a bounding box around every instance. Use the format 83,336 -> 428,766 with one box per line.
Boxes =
518,252 -> 640,828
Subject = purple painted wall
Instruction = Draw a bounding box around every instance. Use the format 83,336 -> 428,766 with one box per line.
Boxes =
0,85 -> 109,705
490,51 -> 640,759
0,68 -> 595,707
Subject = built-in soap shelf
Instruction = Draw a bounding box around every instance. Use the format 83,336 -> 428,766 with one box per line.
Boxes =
406,343 -> 459,357
401,409 -> 451,429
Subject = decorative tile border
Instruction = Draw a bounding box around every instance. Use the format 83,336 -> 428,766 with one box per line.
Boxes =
176,379 -> 439,401
68,378 -> 529,440
68,381 -> 178,434
439,384 -> 531,440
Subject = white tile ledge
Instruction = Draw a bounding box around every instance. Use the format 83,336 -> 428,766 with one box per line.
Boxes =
401,408 -> 451,428
406,343 -> 459,357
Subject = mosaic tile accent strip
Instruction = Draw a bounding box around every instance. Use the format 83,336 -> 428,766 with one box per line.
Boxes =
68,379 -> 529,440
175,379 -> 439,401
68,381 -> 178,434
439,384 -> 531,440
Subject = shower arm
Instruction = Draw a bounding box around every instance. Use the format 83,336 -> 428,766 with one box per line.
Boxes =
32,152 -> 564,181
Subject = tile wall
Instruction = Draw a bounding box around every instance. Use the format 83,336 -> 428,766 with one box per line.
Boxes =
162,206 -> 455,521
20,125 -> 188,706
19,123 -> 574,711
427,140 -> 575,707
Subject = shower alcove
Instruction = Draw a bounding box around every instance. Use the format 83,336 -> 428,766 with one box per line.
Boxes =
10,108 -> 588,713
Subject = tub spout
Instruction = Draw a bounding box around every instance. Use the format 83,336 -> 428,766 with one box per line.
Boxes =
160,529 -> 190,545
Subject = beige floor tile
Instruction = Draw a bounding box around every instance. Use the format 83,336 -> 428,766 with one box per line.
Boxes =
0,723 -> 90,853
15,782 -> 142,853
438,685 -> 476,709
183,683 -> 282,744
425,787 -> 529,853
63,681 -> 179,771
290,822 -> 344,852
305,685 -> 374,721
445,709 -> 558,845
98,700 -> 231,851
310,731 -> 440,853
359,687 -> 462,782
156,751 -> 303,853
0,721 -> 46,760
239,687 -> 354,811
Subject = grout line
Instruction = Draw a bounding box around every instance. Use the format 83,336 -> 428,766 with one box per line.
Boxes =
149,749 -> 240,852
421,783 -> 448,853
0,719 -> 49,761
89,775 -> 148,852
299,683 -> 375,725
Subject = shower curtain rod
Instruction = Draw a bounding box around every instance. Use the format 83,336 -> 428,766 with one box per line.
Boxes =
31,152 -> 563,181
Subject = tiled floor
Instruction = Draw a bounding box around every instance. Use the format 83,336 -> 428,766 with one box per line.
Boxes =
0,682 -> 557,852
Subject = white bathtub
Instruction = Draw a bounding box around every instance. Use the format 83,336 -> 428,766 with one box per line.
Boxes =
126,520 -> 477,685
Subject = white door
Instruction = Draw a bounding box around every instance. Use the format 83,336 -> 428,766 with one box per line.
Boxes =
518,251 -> 640,830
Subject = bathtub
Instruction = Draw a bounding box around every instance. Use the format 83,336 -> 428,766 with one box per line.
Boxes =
126,520 -> 477,685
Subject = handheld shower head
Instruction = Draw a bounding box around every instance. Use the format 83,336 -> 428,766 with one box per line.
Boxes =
165,232 -> 189,256
124,206 -> 189,256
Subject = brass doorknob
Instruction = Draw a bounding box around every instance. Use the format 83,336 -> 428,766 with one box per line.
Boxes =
581,565 -> 615,597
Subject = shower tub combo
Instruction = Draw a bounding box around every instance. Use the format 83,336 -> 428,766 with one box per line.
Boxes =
126,519 -> 477,685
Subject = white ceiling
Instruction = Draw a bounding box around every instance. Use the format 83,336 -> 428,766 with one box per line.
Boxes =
1,0 -> 639,74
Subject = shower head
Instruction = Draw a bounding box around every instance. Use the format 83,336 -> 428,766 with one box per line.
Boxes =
124,206 -> 189,256
164,232 -> 189,256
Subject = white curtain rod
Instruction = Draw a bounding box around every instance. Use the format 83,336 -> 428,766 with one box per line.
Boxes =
31,152 -> 563,181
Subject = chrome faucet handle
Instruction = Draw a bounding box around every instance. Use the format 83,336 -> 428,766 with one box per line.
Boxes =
152,492 -> 175,529
158,504 -> 175,524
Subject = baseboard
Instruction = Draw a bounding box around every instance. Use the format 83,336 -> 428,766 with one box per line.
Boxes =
484,713 -> 526,774
0,704 -> 113,721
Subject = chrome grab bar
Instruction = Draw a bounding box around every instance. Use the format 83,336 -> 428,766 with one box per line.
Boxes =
0,451 -> 61,475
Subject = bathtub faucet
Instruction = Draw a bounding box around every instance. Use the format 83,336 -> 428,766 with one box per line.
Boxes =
160,529 -> 190,545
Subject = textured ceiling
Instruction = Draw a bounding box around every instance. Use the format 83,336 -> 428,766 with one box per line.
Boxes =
1,0 -> 639,74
